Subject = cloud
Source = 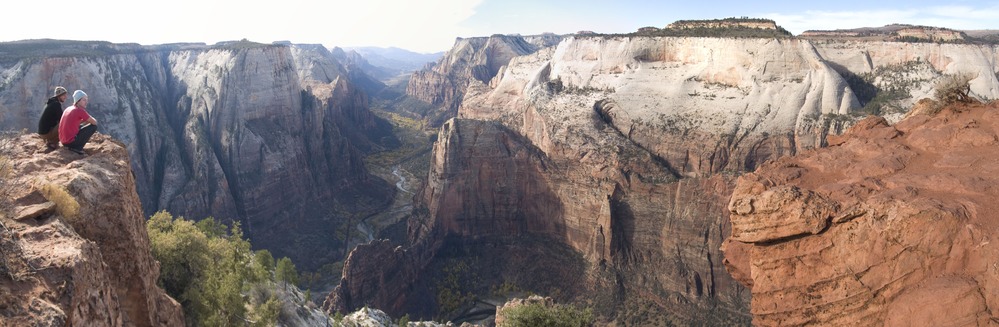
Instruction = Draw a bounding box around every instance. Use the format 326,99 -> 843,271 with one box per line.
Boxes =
765,5 -> 999,34
926,4 -> 999,22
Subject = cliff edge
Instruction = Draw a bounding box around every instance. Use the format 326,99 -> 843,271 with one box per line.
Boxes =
0,134 -> 183,326
724,101 -> 999,326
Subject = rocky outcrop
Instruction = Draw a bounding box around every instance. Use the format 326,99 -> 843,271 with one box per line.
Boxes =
405,34 -> 562,126
0,41 -> 395,269
724,101 -> 999,326
324,239 -> 418,316
0,134 -> 183,326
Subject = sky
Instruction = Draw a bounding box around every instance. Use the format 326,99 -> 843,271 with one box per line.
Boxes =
4,0 -> 999,53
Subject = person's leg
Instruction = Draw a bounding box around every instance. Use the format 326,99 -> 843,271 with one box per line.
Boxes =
65,124 -> 97,153
39,128 -> 59,149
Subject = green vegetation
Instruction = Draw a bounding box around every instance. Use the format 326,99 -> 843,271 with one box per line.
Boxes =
436,259 -> 474,317
842,60 -> 934,116
276,257 -> 299,290
671,17 -> 778,25
147,211 -> 303,326
249,296 -> 281,327
546,78 -> 616,95
499,301 -> 594,327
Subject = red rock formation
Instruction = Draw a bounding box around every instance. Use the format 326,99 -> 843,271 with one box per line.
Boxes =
0,134 -> 183,326
323,240 -> 416,315
327,119 -> 751,324
724,101 -> 999,326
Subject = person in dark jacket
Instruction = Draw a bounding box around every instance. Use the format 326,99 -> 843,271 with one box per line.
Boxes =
37,86 -> 69,150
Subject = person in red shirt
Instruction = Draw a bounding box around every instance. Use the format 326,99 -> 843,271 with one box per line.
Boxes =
58,90 -> 98,155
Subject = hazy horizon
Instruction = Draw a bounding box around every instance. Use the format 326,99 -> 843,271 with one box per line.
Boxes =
5,0 -> 999,53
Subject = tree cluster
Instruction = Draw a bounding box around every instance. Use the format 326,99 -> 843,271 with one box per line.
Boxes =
147,211 -> 299,326
499,301 -> 595,327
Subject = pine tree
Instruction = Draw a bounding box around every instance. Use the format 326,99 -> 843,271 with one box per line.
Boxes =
275,257 -> 298,290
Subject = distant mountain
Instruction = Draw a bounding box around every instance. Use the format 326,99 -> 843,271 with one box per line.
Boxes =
800,23 -> 999,44
344,46 -> 444,74
330,47 -> 390,95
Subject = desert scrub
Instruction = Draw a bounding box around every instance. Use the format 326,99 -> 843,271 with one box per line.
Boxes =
40,184 -> 80,219
934,72 -> 975,104
498,300 -> 594,327
0,133 -> 13,214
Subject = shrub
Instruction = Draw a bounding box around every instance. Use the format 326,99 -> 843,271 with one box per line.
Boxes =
251,249 -> 275,282
0,133 -> 15,214
40,184 -> 79,219
250,295 -> 281,327
276,257 -> 298,290
147,211 -> 254,326
499,302 -> 594,327
935,72 -> 975,104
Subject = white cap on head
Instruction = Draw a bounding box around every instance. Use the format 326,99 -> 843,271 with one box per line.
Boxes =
73,90 -> 87,104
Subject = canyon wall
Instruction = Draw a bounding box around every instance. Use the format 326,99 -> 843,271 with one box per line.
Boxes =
405,34 -> 562,126
330,35 -> 999,323
0,41 -> 394,269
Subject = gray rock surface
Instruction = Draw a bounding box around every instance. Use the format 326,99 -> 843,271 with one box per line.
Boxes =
0,41 -> 394,268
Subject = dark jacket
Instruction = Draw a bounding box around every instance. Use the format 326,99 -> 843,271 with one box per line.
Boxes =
38,96 -> 63,134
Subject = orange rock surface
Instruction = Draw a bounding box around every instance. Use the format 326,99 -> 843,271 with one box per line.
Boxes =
724,101 -> 999,326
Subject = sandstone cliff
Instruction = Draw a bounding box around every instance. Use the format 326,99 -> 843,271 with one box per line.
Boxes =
405,34 -> 562,126
331,34 -> 999,324
0,40 -> 395,269
0,133 -> 183,326
724,101 -> 999,326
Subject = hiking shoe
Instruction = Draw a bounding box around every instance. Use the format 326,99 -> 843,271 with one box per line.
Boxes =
45,143 -> 58,150
67,147 -> 85,155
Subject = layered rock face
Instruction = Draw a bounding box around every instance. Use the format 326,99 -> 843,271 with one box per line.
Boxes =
332,35 -> 999,323
0,41 -> 394,269
724,101 -> 999,326
0,134 -> 183,326
461,36 -> 867,176
405,34 -> 562,126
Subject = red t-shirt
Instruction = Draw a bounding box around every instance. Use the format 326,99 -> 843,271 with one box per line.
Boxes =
59,105 -> 91,144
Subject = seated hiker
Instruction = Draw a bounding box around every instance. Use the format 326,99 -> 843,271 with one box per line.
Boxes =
58,90 -> 98,155
37,86 -> 68,150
